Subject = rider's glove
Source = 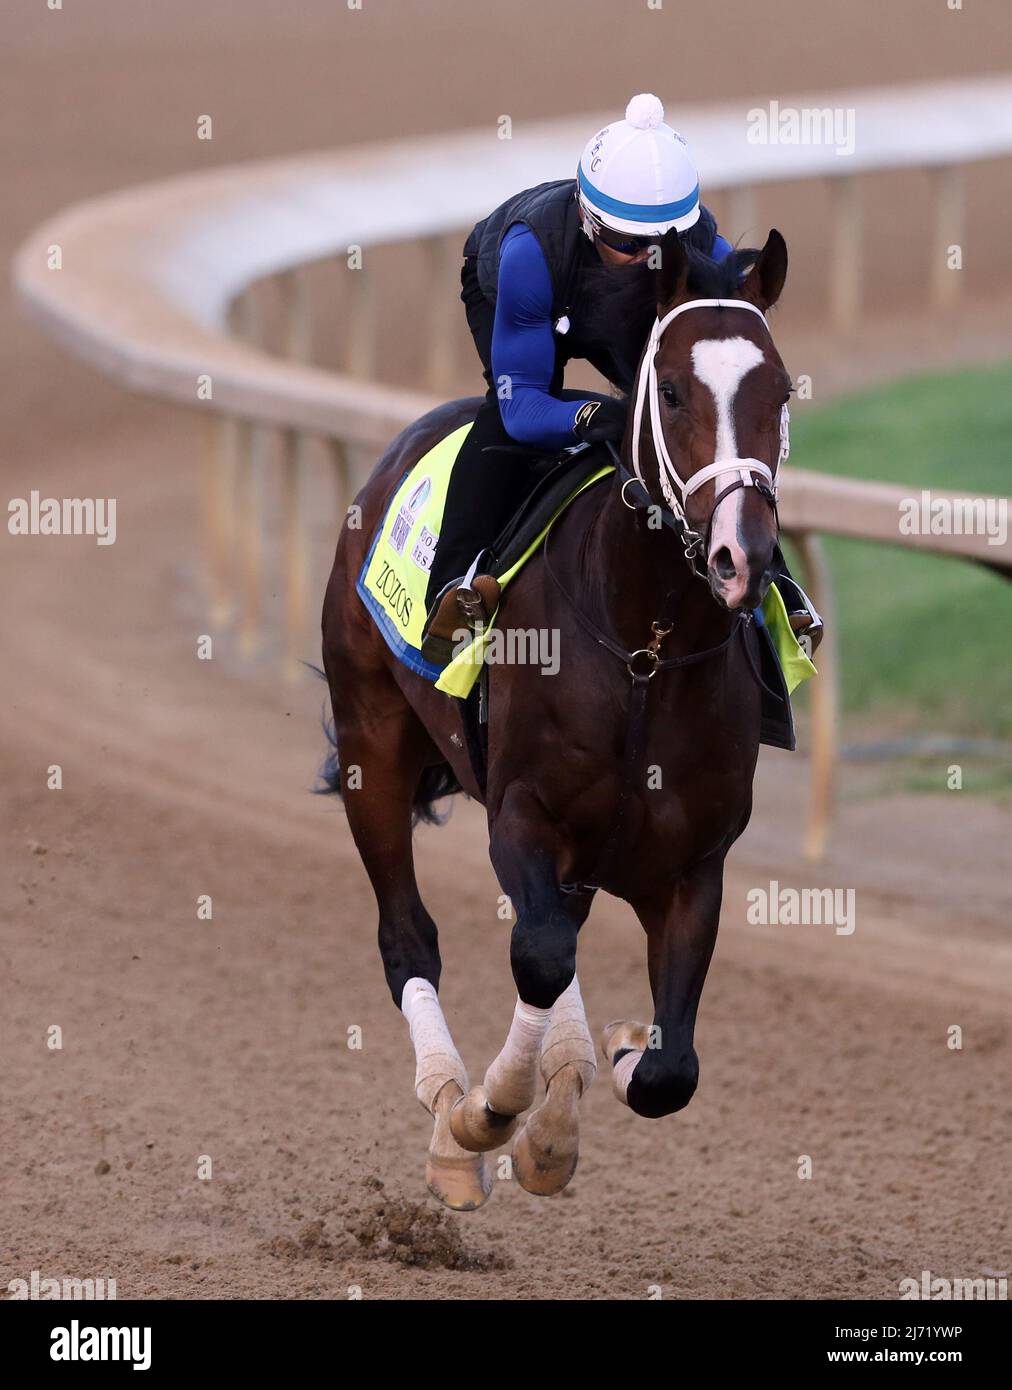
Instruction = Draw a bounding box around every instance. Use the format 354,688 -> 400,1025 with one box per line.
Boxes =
572,398 -> 628,445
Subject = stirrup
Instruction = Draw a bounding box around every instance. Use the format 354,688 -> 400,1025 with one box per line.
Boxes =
456,550 -> 501,625
783,578 -> 824,655
420,551 -> 502,665
458,576 -> 501,624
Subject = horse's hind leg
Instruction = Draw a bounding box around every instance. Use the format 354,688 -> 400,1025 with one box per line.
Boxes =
328,663 -> 490,1210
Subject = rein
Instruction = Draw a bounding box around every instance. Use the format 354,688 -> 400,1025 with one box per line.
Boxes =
543,513 -> 743,680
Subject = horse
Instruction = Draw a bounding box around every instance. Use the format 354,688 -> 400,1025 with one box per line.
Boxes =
320,228 -> 791,1210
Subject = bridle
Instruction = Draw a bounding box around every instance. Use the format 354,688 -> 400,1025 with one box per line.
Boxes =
628,297 -> 789,574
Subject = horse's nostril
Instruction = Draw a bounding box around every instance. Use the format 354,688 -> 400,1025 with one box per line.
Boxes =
711,546 -> 736,581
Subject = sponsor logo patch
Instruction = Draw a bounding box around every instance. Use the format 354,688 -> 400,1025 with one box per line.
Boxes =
407,476 -> 431,512
410,524 -> 438,572
389,475 -> 432,556
389,507 -> 414,555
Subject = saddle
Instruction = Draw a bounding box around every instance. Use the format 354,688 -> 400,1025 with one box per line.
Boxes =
481,444 -> 607,577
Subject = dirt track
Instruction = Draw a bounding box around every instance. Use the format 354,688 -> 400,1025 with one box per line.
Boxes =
3,1 -> 1010,1300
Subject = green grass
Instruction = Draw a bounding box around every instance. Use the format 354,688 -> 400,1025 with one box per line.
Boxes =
785,361 -> 1012,743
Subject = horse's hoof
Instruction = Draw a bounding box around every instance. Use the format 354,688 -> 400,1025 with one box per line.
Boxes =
425,1082 -> 493,1210
512,1069 -> 581,1197
425,1150 -> 493,1211
449,1086 -> 519,1153
599,1019 -> 651,1065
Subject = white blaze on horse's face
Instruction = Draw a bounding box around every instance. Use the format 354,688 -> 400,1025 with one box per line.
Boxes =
690,335 -> 766,609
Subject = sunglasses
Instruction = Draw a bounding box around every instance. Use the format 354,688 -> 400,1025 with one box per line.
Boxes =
591,219 -> 657,257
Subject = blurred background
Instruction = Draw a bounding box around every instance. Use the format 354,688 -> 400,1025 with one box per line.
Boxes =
2,1 -> 1009,1301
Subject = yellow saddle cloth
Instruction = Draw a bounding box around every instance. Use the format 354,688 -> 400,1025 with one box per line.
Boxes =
356,424 -> 612,698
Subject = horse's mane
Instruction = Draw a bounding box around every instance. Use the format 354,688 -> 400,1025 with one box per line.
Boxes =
567,235 -> 762,393
681,242 -> 760,296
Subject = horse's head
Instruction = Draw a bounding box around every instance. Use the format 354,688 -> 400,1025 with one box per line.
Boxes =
631,229 -> 791,611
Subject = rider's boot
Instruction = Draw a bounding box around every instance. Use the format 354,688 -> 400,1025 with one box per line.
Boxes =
773,561 -> 824,655
420,550 -> 501,663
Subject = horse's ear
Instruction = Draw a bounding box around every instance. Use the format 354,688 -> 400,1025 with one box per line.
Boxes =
653,228 -> 689,309
741,229 -> 788,310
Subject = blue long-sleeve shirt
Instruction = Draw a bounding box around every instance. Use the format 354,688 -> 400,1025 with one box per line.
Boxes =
491,221 -> 733,449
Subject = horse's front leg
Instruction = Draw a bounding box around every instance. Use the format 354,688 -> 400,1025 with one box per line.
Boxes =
510,972 -> 596,1194
450,806 -> 594,1166
603,854 -> 725,1118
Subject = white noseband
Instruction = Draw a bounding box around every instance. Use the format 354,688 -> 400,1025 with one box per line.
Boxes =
630,297 -> 790,528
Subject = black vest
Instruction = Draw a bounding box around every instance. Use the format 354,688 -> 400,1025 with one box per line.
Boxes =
465,179 -> 718,394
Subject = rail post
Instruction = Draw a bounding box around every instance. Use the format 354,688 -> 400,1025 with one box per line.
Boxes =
728,184 -> 757,244
201,412 -> 237,626
233,290 -> 268,655
279,266 -> 314,679
329,437 -> 352,533
791,531 -> 839,861
425,232 -> 461,393
280,428 -> 311,680
344,258 -> 377,380
235,419 -> 268,656
929,164 -> 964,308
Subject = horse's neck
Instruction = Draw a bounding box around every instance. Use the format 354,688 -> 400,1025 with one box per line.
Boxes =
582,476 -> 733,656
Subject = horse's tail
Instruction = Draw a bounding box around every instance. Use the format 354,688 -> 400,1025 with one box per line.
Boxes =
311,665 -> 462,827
410,762 -> 464,827
316,706 -> 344,796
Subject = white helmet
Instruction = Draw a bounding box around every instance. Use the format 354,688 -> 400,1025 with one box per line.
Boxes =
577,94 -> 701,241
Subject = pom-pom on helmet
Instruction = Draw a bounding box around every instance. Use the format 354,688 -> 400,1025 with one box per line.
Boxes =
577,94 -> 701,251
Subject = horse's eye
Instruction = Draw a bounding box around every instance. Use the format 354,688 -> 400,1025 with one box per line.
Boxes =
660,383 -> 679,409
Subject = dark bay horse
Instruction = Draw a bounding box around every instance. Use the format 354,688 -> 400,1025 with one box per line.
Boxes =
321,229 -> 791,1209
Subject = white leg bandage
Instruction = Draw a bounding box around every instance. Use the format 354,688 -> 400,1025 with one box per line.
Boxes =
540,975 -> 597,1091
483,997 -> 552,1116
611,1048 -> 642,1106
401,977 -> 468,1113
